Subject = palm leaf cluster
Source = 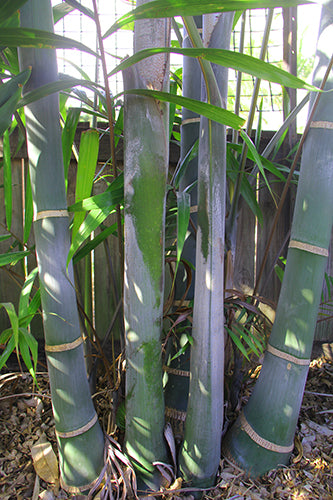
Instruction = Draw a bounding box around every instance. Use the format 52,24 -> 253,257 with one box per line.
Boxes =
0,0 -> 332,494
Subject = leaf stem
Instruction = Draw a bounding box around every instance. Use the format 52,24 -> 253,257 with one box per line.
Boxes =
92,0 -> 124,284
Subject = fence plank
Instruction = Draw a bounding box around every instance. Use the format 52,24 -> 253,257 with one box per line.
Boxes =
1,132 -> 332,344
256,173 -> 292,306
234,197 -> 256,296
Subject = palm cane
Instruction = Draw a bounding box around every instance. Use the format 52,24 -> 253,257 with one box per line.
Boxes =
122,0 -> 171,489
223,0 -> 333,477
163,15 -> 202,441
18,0 -> 104,491
179,13 -> 234,488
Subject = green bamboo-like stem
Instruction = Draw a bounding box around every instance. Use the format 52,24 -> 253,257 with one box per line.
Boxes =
223,1 -> 333,477
179,12 -> 233,488
18,0 -> 104,491
177,15 -> 202,299
163,16 -> 202,432
123,0 -> 170,489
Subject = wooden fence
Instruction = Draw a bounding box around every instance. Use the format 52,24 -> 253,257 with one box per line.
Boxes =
1,125 -> 332,343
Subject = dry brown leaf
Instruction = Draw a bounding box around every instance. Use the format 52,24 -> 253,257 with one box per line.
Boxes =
306,419 -> 333,437
292,435 -> 303,464
31,433 -> 59,485
168,477 -> 183,491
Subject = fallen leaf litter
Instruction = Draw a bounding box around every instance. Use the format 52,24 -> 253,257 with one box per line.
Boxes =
0,351 -> 332,499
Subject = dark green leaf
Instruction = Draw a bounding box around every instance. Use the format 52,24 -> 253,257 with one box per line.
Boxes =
170,340 -> 191,361
109,47 -> 315,91
114,106 -> 124,148
0,68 -> 31,136
227,147 -> 263,225
73,223 -> 117,264
18,328 -> 38,385
19,289 -> 41,328
68,173 -> 124,213
0,328 -> 13,345
67,173 -> 123,266
233,11 -> 244,29
53,3 -> 75,24
0,250 -> 30,267
104,0 -> 312,37
274,264 -> 285,283
63,0 -> 94,20
255,98 -> 263,150
233,323 -> 260,356
18,77 -> 105,108
0,234 -> 11,242
240,129 -> 276,206
172,139 -> 199,189
0,335 -> 16,370
62,107 -> 81,189
67,206 -> 116,267
177,192 -> 191,267
0,27 -> 97,55
226,327 -> 249,360
0,0 -> 28,26
123,89 -> 245,130
72,129 -> 99,242
0,302 -> 19,350
18,267 -> 38,319
169,80 -> 178,140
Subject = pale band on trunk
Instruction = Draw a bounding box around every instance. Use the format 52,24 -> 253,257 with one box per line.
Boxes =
240,412 -> 294,453
56,413 -> 98,439
289,239 -> 329,257
310,120 -> 333,129
34,209 -> 69,221
181,117 -> 201,126
266,343 -> 310,366
173,299 -> 191,307
163,365 -> 190,377
60,476 -> 100,495
190,205 -> 198,213
165,406 -> 187,422
45,336 -> 83,352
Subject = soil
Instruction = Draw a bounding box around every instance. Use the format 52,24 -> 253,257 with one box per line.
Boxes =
0,344 -> 332,499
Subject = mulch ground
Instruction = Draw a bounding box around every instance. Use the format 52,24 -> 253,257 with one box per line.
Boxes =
0,346 -> 332,500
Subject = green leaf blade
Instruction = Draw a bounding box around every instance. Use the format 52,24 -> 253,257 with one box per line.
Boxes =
0,250 -> 31,267
124,89 -> 245,130
72,128 -> 100,242
0,335 -> 16,370
0,0 -> 28,27
109,47 -> 316,91
0,302 -> 19,351
62,107 -> 81,190
0,27 -> 97,55
18,267 -> 39,319
176,191 -> 191,266
104,0 -> 313,37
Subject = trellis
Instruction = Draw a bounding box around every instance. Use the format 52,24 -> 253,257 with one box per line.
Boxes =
52,2 -> 318,132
